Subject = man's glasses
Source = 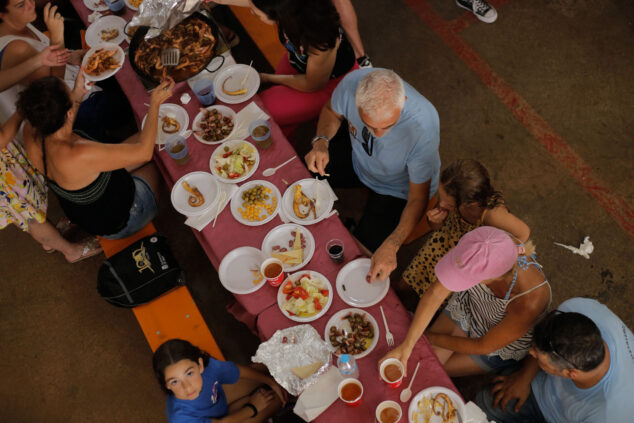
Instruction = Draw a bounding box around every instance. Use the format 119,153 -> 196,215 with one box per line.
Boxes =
361,126 -> 374,156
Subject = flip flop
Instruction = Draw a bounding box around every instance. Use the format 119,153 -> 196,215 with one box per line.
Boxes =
69,237 -> 103,264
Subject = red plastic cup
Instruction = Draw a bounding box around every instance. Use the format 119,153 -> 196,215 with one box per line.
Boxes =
376,400 -> 402,423
260,258 -> 285,287
338,378 -> 363,407
380,358 -> 404,389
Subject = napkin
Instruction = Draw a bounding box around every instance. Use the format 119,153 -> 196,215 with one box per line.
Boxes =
233,102 -> 271,139
88,11 -> 102,23
293,367 -> 343,422
464,401 -> 495,423
184,182 -> 238,231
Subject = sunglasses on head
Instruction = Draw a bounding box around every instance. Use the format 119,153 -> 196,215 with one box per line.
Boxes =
361,126 -> 374,156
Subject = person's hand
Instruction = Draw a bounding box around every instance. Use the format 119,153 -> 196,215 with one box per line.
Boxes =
150,77 -> 175,106
73,67 -> 92,100
304,139 -> 329,176
378,343 -> 411,377
267,379 -> 288,406
426,207 -> 448,230
37,45 -> 70,67
68,49 -> 88,66
490,371 -> 532,413
249,389 -> 276,412
43,3 -> 64,44
366,241 -> 397,283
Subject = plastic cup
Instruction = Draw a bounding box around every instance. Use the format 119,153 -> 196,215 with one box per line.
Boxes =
165,134 -> 189,165
260,258 -> 284,287
380,358 -> 405,388
326,239 -> 344,264
249,119 -> 272,149
193,79 -> 215,106
376,401 -> 402,423
337,378 -> 363,407
105,0 -> 125,13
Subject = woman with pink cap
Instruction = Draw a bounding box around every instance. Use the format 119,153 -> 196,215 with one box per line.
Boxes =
380,226 -> 551,377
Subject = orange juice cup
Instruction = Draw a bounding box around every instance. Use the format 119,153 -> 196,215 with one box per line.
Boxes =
260,258 -> 285,287
380,358 -> 405,388
376,400 -> 402,423
338,378 -> 363,407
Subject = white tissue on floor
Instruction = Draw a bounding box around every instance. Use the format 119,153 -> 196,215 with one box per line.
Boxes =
554,236 -> 594,259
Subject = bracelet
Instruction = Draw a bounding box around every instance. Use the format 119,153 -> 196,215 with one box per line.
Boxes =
243,403 -> 257,418
311,135 -> 330,147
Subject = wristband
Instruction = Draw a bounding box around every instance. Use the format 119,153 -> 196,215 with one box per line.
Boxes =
243,403 -> 257,418
311,135 -> 329,148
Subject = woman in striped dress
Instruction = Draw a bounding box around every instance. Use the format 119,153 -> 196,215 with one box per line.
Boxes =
380,226 -> 551,377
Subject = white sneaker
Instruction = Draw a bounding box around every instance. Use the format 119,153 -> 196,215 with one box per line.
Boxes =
455,0 -> 498,23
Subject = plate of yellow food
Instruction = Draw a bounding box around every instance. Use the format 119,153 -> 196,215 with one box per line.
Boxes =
85,16 -> 126,47
261,224 -> 315,272
213,64 -> 260,104
141,103 -> 189,146
81,43 -> 124,81
124,0 -> 143,11
281,178 -> 335,226
230,180 -> 280,226
170,171 -> 219,217
277,270 -> 333,322
408,387 -> 466,423
218,246 -> 267,294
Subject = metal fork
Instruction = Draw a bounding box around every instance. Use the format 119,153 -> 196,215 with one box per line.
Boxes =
380,305 -> 394,347
160,47 -> 180,68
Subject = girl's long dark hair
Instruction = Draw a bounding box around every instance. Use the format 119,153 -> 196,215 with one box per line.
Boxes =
440,159 -> 504,209
152,339 -> 210,395
252,0 -> 341,52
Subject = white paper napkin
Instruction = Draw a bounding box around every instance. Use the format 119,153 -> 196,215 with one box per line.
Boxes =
464,401 -> 496,423
184,181 -> 238,231
293,367 -> 343,422
233,102 -> 271,139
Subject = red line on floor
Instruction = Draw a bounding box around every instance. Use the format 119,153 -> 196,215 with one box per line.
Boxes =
404,0 -> 634,239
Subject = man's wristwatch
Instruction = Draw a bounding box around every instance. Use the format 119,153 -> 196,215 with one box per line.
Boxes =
311,135 -> 330,148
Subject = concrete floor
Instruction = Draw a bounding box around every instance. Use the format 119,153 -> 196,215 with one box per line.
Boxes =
1,0 -> 632,421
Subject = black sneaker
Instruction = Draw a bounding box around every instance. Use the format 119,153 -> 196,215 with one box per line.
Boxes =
356,55 -> 373,68
455,0 -> 498,23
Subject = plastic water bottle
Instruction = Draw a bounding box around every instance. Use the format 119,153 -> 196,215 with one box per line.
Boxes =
337,354 -> 359,379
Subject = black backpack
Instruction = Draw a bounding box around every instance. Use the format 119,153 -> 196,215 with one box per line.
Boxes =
97,234 -> 185,307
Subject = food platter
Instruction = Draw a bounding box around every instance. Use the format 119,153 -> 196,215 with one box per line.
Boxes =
209,139 -> 259,183
192,105 -> 238,145
336,258 -> 389,308
81,43 -> 124,82
281,179 -> 335,226
218,247 -> 267,294
142,103 -> 189,146
324,308 -> 379,359
408,386 -> 466,423
83,0 -> 108,12
261,224 -> 315,272
230,180 -> 280,226
170,171 -> 219,217
213,64 -> 260,104
277,270 -> 333,322
85,16 -> 126,48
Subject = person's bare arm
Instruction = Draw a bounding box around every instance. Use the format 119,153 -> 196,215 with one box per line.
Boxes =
42,3 -> 66,79
0,45 -> 69,92
0,113 -> 24,149
484,206 -> 530,242
1,41 -> 58,84
332,0 -> 365,58
261,45 -> 337,92
304,99 -> 345,175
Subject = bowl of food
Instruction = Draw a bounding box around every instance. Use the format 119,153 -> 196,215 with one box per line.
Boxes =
261,224 -> 315,272
209,139 -> 259,183
408,387 -> 466,423
81,42 -> 124,81
141,103 -> 189,146
281,178 -> 335,226
192,105 -> 237,144
277,270 -> 333,322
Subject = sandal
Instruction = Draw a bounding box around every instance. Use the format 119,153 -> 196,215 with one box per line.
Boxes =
69,237 -> 103,264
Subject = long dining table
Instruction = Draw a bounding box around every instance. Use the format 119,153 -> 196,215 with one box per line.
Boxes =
69,3 -> 460,421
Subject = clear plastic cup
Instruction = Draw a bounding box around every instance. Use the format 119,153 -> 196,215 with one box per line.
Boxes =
326,239 -> 344,264
193,79 -> 215,106
249,119 -> 272,149
165,134 -> 189,165
105,0 -> 125,13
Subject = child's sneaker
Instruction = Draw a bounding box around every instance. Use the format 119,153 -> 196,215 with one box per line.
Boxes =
356,55 -> 373,68
455,0 -> 498,23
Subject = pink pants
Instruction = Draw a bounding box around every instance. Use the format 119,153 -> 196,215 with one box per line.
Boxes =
259,53 -> 358,139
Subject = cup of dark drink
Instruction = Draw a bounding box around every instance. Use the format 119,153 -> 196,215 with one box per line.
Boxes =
260,258 -> 284,287
165,134 -> 189,165
326,239 -> 344,264
337,378 -> 363,407
380,358 -> 405,388
193,79 -> 215,106
249,119 -> 272,149
376,401 -> 402,423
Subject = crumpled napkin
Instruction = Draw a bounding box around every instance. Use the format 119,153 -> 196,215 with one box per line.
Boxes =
184,181 -> 238,231
464,401 -> 496,423
554,236 -> 594,259
88,10 -> 102,23
232,102 -> 271,139
293,367 -> 343,422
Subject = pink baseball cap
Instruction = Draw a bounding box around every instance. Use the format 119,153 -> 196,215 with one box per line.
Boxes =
435,226 -> 518,292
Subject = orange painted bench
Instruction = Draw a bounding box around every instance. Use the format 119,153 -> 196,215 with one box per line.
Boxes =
229,5 -> 286,68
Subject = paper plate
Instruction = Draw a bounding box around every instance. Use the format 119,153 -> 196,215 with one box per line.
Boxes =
324,308 -> 379,359
261,224 -> 315,272
213,64 -> 260,104
142,103 -> 189,146
124,0 -> 143,11
170,172 -> 219,217
277,270 -> 333,322
408,386 -> 466,423
336,258 -> 389,308
210,139 -> 259,184
218,247 -> 267,294
281,179 -> 335,225
230,180 -> 280,226
81,43 -> 124,82
83,0 -> 109,11
192,105 -> 238,145
85,16 -> 126,47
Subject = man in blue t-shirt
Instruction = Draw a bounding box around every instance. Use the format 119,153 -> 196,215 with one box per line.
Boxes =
305,68 -> 440,281
476,297 -> 634,422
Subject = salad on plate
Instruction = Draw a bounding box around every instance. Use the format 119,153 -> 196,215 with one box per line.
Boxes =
213,142 -> 256,179
281,274 -> 329,318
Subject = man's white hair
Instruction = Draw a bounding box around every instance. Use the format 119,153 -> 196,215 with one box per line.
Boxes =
355,69 -> 405,122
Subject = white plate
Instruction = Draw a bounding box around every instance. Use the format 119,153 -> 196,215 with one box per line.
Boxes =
277,270 -> 333,322
408,386 -> 466,423
83,0 -> 109,11
210,139 -> 259,184
336,258 -> 389,308
124,0 -> 142,11
281,179 -> 335,226
192,105 -> 238,145
323,308 -> 379,359
142,103 -> 190,146
213,64 -> 260,104
230,180 -> 280,226
261,224 -> 315,272
81,43 -> 124,82
218,247 -> 267,295
170,172 -> 219,217
85,16 -> 126,48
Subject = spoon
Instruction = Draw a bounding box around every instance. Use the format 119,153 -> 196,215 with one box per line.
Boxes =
399,361 -> 420,403
262,155 -> 296,177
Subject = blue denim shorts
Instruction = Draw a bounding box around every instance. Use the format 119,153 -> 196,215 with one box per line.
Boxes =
101,175 -> 157,240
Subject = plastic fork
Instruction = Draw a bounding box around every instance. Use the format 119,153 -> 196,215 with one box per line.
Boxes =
160,47 -> 180,68
380,305 -> 394,347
